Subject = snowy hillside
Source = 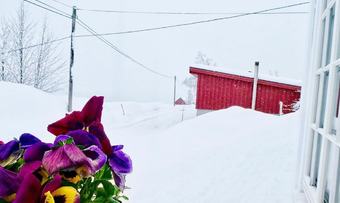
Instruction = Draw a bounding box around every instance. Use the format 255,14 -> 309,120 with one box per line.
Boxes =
124,107 -> 300,203
0,82 -> 196,142
0,82 -> 300,202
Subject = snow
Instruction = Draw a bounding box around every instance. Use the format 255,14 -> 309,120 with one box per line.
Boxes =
0,82 -> 301,202
191,64 -> 302,86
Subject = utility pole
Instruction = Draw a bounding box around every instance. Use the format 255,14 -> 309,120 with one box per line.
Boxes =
68,6 -> 76,112
173,75 -> 177,106
251,61 -> 259,110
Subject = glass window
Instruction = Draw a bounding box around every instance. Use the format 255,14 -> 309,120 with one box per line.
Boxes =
335,149 -> 340,202
324,0 -> 329,11
332,69 -> 340,134
326,6 -> 335,65
320,72 -> 330,128
313,75 -> 321,123
310,133 -> 323,186
320,19 -> 327,68
324,143 -> 337,202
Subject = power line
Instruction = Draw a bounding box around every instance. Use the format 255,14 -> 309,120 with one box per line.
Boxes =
75,1 -> 310,37
23,0 -> 71,19
78,9 -> 309,15
76,18 -> 173,78
48,0 -> 73,9
5,36 -> 70,54
32,0 -> 71,17
12,1 -> 310,67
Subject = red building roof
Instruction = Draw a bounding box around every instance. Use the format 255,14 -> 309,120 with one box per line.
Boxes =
190,67 -> 301,114
175,98 -> 186,105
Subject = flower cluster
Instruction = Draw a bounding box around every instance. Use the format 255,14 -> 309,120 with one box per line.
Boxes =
0,96 -> 132,203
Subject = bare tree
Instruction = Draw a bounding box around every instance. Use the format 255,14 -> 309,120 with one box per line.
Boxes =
0,20 -> 10,81
3,3 -> 65,92
7,3 -> 36,85
195,51 -> 217,66
33,20 -> 66,92
182,76 -> 197,104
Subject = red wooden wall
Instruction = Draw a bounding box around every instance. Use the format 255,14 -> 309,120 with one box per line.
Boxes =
190,67 -> 301,114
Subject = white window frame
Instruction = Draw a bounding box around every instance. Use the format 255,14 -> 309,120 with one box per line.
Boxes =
301,0 -> 340,202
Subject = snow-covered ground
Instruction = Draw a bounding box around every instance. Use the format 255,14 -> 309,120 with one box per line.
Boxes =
0,82 -> 300,202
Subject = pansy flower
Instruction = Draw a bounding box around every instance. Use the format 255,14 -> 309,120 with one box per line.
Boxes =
47,96 -> 133,188
0,167 -> 21,201
0,133 -> 42,167
42,136 -> 107,183
42,175 -> 80,203
108,145 -> 133,189
47,96 -> 112,155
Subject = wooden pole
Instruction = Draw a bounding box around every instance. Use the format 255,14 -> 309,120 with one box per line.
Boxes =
251,61 -> 259,110
173,75 -> 177,106
67,6 -> 76,112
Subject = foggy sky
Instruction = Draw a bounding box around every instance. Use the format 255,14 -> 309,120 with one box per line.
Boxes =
1,0 -> 310,103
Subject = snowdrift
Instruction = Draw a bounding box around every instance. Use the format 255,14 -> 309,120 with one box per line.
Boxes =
0,82 -> 300,202
0,82 -> 195,142
125,107 -> 300,203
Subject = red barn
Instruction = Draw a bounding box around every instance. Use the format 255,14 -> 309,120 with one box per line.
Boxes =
175,98 -> 186,105
190,66 -> 301,115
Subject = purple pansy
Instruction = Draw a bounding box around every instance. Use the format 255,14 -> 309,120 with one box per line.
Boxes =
19,133 -> 41,149
0,140 -> 19,161
23,142 -> 52,163
108,145 -> 133,189
0,167 -> 21,198
42,142 -> 94,176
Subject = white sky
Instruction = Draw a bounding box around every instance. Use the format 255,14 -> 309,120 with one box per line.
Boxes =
1,0 -> 310,103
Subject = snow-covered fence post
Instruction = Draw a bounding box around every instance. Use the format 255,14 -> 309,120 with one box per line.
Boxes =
279,101 -> 283,115
121,103 -> 126,116
251,61 -> 259,110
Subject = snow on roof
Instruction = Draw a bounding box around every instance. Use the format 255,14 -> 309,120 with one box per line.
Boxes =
190,64 -> 302,87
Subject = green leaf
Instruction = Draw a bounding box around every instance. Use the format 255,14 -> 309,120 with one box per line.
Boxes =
120,195 -> 129,200
0,198 -> 7,203
101,164 -> 113,180
101,180 -> 119,197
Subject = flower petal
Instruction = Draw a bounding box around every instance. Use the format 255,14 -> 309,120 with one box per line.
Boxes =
113,171 -> 126,190
18,161 -> 42,178
41,175 -> 62,199
81,96 -> 104,126
42,144 -> 93,175
47,111 -> 84,136
0,167 -> 20,198
19,133 -> 41,149
0,141 -> 3,145
83,145 -> 107,172
0,140 -> 19,161
51,186 -> 80,203
13,173 -> 41,203
89,122 -> 112,155
112,145 -> 123,151
108,148 -> 132,174
23,142 -> 52,163
67,130 -> 102,149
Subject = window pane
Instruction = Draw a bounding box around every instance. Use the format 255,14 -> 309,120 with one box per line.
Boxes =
326,6 -> 335,65
324,143 -> 337,202
313,75 -> 321,123
320,19 -> 327,68
332,69 -> 340,134
324,0 -> 329,10
335,149 -> 340,202
310,133 -> 323,186
320,72 -> 330,128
